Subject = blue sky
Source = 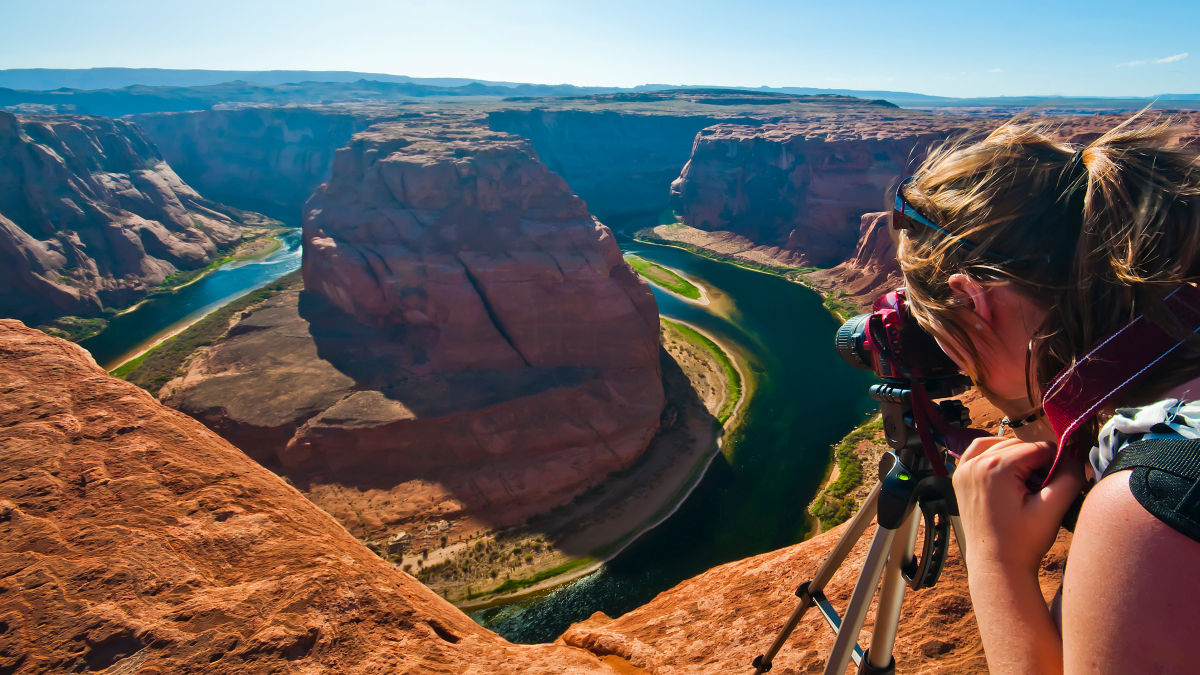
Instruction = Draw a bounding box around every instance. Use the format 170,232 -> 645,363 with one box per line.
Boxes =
2,0 -> 1196,97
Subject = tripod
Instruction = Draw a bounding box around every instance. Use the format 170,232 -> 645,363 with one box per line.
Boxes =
751,383 -> 979,675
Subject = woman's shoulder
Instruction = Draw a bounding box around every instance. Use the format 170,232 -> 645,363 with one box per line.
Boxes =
1062,465 -> 1200,672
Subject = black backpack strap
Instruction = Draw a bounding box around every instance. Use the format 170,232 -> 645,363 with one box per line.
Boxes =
1104,437 -> 1200,478
1103,437 -> 1200,543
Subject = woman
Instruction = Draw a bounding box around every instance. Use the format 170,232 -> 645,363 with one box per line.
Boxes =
893,115 -> 1200,673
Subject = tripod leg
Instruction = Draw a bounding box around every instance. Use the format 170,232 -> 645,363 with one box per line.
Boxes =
822,521 -> 897,675
752,484 -> 881,674
810,483 -> 880,590
860,508 -> 921,673
949,515 -> 966,564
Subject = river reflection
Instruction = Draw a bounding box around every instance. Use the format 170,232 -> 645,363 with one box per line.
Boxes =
473,239 -> 877,642
80,230 -> 302,370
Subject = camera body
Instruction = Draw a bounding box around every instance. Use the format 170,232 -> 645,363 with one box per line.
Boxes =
834,289 -> 966,397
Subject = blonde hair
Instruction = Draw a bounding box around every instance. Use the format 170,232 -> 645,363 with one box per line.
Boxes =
898,112 -> 1200,421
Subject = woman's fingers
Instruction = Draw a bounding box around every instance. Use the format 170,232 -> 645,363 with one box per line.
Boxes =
960,436 -> 1014,462
1036,457 -> 1086,512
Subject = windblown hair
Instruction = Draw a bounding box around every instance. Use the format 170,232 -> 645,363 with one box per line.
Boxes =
898,112 -> 1200,427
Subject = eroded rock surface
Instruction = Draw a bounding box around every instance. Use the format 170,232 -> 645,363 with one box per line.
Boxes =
162,121 -> 664,539
804,210 -> 901,310
0,112 -> 255,322
0,320 -> 625,674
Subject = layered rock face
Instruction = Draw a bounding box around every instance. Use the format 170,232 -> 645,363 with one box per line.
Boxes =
805,210 -> 902,310
162,121 -> 664,537
0,112 -> 249,323
670,120 -> 973,266
488,109 -> 733,219
130,108 -> 368,220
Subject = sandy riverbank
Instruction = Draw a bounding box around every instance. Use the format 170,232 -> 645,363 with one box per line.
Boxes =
636,222 -> 865,321
415,319 -> 751,607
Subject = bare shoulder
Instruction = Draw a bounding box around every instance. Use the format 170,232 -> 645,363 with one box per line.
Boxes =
1062,469 -> 1200,674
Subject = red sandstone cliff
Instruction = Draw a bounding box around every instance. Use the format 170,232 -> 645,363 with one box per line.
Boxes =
160,121 -> 665,541
3,320 -> 1071,674
805,211 -> 901,311
0,112 -> 258,323
669,119 -> 975,267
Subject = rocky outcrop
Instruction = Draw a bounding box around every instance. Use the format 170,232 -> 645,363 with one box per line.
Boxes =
130,108 -> 370,220
804,210 -> 901,311
0,112 -> 254,323
161,121 -> 664,539
670,120 -> 975,266
0,320 -> 621,674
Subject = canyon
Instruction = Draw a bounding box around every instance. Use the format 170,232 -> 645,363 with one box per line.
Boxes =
6,90 -> 1187,671
0,111 -> 265,326
158,120 -> 666,548
130,108 -> 371,220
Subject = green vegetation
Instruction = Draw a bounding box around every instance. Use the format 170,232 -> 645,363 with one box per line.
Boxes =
460,557 -> 596,600
822,290 -> 860,322
662,318 -> 742,424
116,270 -> 302,393
158,234 -> 284,291
626,254 -> 701,300
809,417 -> 884,531
36,315 -> 111,342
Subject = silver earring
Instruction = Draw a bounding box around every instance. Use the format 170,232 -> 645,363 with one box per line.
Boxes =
975,322 -> 984,330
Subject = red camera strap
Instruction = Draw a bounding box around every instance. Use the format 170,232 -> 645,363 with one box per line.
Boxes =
1041,284 -> 1200,484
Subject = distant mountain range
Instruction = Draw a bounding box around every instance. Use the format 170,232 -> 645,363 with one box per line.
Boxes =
1,68 -> 1197,114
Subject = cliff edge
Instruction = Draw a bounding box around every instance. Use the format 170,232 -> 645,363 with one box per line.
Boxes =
1,320 -> 1069,674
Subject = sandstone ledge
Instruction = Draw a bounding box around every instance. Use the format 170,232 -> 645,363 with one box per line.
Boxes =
2,320 -> 1073,673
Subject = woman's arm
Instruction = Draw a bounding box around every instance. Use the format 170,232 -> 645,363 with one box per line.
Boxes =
1062,470 -> 1200,673
953,438 -> 1085,675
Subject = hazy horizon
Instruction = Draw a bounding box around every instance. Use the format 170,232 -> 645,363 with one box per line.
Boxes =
3,0 -> 1196,98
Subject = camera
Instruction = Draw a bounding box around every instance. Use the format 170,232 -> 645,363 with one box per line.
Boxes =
834,288 -> 968,398
833,288 -> 986,463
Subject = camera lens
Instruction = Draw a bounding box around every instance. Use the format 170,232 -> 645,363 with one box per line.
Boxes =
834,313 -> 874,370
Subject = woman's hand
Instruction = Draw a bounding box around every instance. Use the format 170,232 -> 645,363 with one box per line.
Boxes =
954,437 -> 1085,575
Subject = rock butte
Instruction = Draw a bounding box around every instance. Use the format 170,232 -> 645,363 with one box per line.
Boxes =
159,120 -> 665,541
1,320 -> 1074,673
0,112 -> 260,323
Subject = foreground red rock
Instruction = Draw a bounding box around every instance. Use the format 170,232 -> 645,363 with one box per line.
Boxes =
0,320 -> 622,674
0,112 -> 259,323
160,120 -> 665,542
3,320 -> 1071,674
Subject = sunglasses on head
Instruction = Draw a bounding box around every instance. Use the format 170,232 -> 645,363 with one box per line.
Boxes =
891,176 -> 1022,264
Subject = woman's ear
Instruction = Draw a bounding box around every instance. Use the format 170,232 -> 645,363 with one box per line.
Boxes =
947,273 -> 992,326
